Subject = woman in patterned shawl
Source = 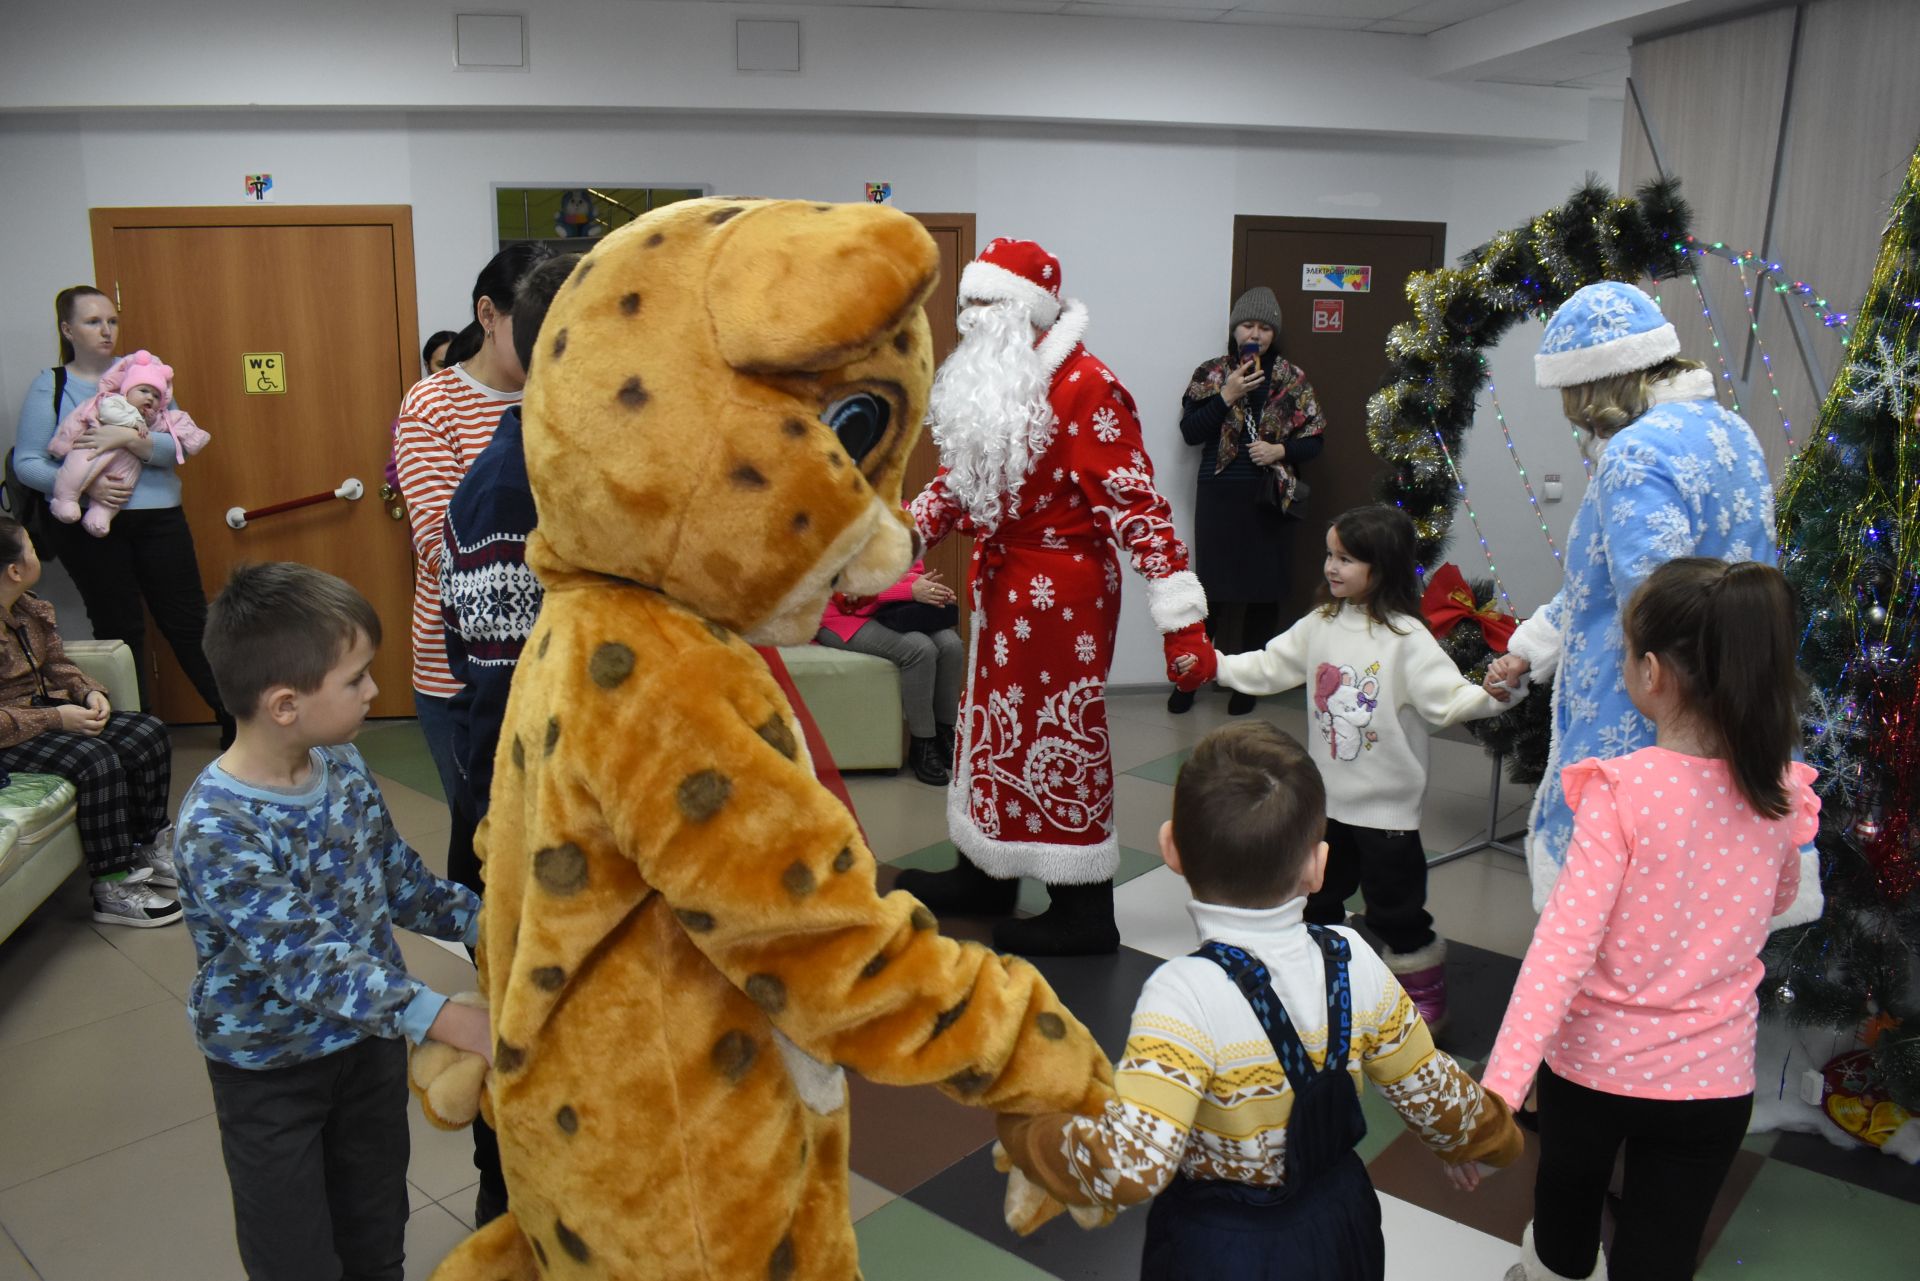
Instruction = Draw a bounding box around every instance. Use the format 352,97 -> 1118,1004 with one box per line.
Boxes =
1486,282 -> 1817,927
1174,286 -> 1326,716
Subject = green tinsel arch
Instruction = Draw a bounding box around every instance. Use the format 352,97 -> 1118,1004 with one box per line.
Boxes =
1369,178 -> 1695,780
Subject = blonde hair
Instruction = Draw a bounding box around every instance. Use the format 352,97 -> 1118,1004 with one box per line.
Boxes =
1560,357 -> 1706,440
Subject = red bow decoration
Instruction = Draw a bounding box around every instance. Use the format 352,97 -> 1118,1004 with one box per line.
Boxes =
1421,563 -> 1518,653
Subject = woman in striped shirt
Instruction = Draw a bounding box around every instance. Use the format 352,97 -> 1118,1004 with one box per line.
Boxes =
394,244 -> 547,801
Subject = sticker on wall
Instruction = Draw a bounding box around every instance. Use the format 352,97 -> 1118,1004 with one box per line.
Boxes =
1311,299 -> 1345,334
243,352 -> 287,395
244,173 -> 275,202
865,182 -> 892,205
1301,263 -> 1371,293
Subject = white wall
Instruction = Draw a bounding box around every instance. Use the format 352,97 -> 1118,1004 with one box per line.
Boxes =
0,99 -> 1617,675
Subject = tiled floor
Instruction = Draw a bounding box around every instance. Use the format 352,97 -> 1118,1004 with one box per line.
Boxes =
0,691 -> 1915,1279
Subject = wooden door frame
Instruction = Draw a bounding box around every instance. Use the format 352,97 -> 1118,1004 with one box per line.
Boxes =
905,211 -> 975,643
1230,214 -> 1446,298
90,205 -> 421,402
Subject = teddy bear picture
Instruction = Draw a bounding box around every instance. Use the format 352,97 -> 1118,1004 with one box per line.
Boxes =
1312,661 -> 1381,761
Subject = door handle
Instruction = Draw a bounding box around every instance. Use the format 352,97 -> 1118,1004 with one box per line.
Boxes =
227,478 -> 365,529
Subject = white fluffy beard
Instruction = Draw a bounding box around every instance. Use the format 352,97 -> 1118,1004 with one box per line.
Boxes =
927,301 -> 1053,536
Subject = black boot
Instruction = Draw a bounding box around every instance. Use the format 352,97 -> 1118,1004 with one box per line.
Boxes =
936,722 -> 957,767
1167,688 -> 1195,714
993,879 -> 1120,956
1227,690 -> 1256,716
908,736 -> 950,786
895,855 -> 1020,917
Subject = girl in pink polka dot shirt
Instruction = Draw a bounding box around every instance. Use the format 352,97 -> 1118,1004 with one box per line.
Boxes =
1485,559 -> 1819,1281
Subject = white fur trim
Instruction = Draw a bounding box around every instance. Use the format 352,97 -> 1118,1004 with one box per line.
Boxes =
1507,610 -> 1563,682
1033,300 -> 1089,378
1768,846 -> 1825,932
1382,937 -> 1447,975
946,780 -> 1120,884
1884,1119 -> 1920,1165
1146,570 -> 1208,633
1515,1222 -> 1607,1281
1648,367 -> 1716,404
770,1028 -> 847,1115
1534,322 -> 1681,388
960,260 -> 1062,328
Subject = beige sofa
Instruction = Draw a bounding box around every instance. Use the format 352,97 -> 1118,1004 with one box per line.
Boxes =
0,641 -> 141,944
775,645 -> 905,771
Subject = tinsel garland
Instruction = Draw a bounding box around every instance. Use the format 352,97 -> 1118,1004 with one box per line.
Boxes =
1765,139 -> 1920,1111
1368,178 -> 1693,567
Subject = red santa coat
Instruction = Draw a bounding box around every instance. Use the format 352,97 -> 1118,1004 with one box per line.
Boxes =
911,305 -> 1203,884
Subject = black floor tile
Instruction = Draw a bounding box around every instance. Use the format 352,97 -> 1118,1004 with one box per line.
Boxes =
907,1143 -> 1148,1281
1431,939 -> 1522,1063
1769,1129 -> 1920,1205
1021,946 -> 1166,1058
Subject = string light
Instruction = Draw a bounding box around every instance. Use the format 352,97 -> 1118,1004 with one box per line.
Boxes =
1678,236 -> 1854,331
1685,247 -> 1744,412
1427,425 -> 1513,612
1482,364 -> 1564,567
1731,252 -> 1798,454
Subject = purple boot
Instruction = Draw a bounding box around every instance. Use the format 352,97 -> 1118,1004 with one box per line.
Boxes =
1386,938 -> 1449,1030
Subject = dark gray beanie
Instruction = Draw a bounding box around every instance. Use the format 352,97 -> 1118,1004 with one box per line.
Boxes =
1230,286 -> 1283,334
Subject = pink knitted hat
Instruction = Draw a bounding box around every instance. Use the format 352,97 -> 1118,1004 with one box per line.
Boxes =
114,350 -> 173,400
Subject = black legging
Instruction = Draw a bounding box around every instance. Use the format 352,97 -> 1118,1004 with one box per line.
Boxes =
49,507 -> 230,725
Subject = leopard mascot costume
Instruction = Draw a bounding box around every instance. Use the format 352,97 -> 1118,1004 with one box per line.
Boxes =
413,197 -> 1112,1281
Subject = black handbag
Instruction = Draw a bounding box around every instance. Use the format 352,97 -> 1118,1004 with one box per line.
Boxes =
1257,467 -> 1309,521
2,367 -> 65,563
870,600 -> 959,634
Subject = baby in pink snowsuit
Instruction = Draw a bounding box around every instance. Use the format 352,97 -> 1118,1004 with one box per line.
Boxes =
48,350 -> 210,537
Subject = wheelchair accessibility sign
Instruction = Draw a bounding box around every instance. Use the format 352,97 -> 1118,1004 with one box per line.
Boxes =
243,352 -> 286,395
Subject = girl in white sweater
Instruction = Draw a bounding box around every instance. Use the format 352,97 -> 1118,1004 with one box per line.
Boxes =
1178,504 -> 1521,1027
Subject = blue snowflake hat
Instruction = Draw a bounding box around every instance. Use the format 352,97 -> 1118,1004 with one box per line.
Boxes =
1534,281 -> 1680,388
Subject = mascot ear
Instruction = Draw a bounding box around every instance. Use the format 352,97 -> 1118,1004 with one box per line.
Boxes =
707,203 -> 939,374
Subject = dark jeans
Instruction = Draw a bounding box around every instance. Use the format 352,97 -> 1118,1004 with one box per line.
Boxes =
411,690 -> 462,805
206,1037 -> 410,1281
1303,819 -> 1434,956
442,777 -> 508,1224
1533,1064 -> 1752,1281
49,507 -> 230,728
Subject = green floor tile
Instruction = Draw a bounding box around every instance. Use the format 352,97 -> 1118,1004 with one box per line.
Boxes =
855,1198 -> 1056,1281
890,840 -> 1162,913
1697,1155 -> 1920,1279
353,719 -> 445,801
1126,747 -> 1191,785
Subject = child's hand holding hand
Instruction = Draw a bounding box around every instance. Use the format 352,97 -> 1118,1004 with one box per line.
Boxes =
1441,1160 -> 1501,1193
411,993 -> 493,1131
1163,624 -> 1216,691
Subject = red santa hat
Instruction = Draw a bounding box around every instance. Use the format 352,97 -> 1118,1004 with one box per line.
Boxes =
959,238 -> 1063,328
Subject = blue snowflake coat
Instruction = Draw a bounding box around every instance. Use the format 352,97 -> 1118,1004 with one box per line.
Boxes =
1515,372 -> 1776,905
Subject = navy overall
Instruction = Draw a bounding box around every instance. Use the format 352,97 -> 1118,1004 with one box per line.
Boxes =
1140,927 -> 1386,1281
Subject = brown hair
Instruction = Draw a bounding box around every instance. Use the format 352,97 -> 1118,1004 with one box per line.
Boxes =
512,253 -> 583,373
205,563 -> 382,719
1622,558 -> 1805,818
0,516 -> 25,565
1172,723 -> 1327,907
55,286 -> 111,366
1560,357 -> 1707,440
1317,504 -> 1421,630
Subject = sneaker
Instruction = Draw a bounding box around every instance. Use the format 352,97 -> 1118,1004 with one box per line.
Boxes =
136,825 -> 178,888
92,869 -> 184,929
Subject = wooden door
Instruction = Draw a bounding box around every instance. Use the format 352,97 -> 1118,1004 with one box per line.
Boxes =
90,206 -> 420,721
905,213 -> 974,641
1231,217 -> 1445,621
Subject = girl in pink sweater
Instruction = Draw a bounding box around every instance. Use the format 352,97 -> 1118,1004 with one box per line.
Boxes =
1486,558 -> 1818,1281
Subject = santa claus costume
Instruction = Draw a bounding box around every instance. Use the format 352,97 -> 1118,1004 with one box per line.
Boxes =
898,239 -> 1210,956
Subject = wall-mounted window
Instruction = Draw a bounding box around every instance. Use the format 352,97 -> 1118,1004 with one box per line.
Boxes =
494,185 -> 706,249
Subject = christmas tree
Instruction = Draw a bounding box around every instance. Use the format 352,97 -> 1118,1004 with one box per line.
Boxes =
1764,140 -> 1920,1110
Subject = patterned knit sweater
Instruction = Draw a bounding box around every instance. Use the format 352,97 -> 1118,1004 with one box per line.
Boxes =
999,898 -> 1520,1213
176,746 -> 481,1069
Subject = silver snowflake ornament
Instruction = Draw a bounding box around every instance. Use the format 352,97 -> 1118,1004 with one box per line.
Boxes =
1840,334 -> 1920,420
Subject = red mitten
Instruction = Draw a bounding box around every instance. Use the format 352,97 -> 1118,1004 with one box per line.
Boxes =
1163,623 -> 1216,691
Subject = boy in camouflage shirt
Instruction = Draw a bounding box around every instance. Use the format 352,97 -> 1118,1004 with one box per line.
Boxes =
178,563 -> 491,1280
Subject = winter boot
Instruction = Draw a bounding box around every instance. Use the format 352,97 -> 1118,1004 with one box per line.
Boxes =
1227,690 -> 1256,716
935,722 -> 957,768
895,855 -> 1020,917
908,736 -> 950,786
1167,688 -> 1196,714
992,879 -> 1120,956
1503,1223 -> 1607,1281
1385,938 -> 1449,1030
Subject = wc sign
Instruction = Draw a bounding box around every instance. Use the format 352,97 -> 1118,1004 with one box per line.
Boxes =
1311,299 -> 1345,334
243,352 -> 287,394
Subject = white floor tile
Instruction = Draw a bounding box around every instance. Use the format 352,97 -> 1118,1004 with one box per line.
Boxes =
405,1202 -> 475,1280
1110,774 -> 1175,857
0,999 -> 213,1191
848,1171 -> 896,1222
0,1114 -> 241,1281
1427,858 -> 1539,958
437,1181 -> 479,1229
0,1231 -> 38,1281
1113,866 -> 1198,962
1380,1192 -> 1516,1279
841,773 -> 950,857
0,903 -> 174,1050
405,1089 -> 489,1202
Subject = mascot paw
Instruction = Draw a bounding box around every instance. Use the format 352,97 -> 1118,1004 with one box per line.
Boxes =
409,992 -> 490,1131
992,1142 -> 1112,1235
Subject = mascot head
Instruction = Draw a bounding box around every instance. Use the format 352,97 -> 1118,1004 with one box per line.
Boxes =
521,197 -> 940,643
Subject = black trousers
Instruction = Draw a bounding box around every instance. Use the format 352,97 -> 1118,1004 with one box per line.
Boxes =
49,507 -> 231,726
1303,818 -> 1434,956
0,712 -> 171,877
206,1038 -> 411,1281
1533,1064 -> 1752,1281
442,777 -> 509,1224
1204,600 -> 1283,656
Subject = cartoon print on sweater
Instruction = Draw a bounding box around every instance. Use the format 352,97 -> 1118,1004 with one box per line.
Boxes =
1313,661 -> 1380,761
410,198 -> 1114,1281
